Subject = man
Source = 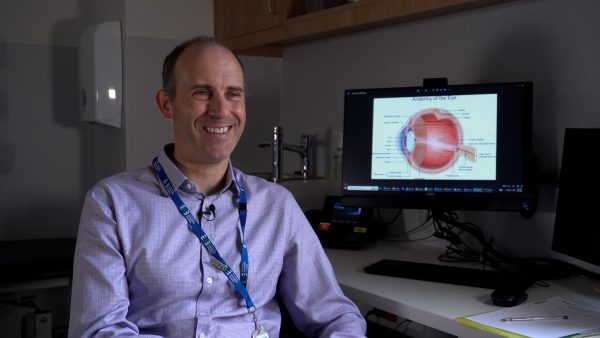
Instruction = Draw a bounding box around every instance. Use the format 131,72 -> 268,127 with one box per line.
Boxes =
69,36 -> 367,337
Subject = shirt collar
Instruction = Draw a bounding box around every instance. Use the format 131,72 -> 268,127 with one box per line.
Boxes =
157,143 -> 239,196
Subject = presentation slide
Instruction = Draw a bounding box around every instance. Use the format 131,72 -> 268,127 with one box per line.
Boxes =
371,93 -> 498,180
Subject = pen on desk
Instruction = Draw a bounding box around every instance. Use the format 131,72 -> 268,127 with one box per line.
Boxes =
500,315 -> 568,322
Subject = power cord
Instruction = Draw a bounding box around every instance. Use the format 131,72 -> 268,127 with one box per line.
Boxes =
374,208 -> 435,242
428,210 -> 600,282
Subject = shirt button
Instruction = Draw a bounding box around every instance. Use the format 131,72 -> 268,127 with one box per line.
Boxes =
206,277 -> 213,284
186,183 -> 192,190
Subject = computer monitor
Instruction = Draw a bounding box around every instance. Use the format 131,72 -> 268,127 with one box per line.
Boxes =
552,128 -> 600,270
341,81 -> 536,217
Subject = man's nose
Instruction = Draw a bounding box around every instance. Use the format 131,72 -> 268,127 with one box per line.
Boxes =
208,94 -> 227,117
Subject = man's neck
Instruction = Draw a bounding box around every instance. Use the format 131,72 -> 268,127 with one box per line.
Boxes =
172,154 -> 229,196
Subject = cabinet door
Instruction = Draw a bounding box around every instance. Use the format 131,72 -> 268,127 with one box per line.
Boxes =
215,0 -> 285,39
246,0 -> 285,32
214,0 -> 248,39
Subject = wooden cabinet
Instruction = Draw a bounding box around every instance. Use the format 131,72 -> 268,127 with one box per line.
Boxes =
215,0 -> 512,57
215,0 -> 288,39
215,0 -> 303,56
246,0 -> 286,33
214,0 -> 249,39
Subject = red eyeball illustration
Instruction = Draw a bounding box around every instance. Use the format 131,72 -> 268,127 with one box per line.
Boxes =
399,108 -> 476,173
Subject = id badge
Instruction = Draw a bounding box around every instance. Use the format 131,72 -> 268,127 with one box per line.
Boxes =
251,325 -> 269,338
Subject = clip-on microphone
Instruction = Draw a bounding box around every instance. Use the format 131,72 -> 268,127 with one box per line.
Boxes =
199,204 -> 216,221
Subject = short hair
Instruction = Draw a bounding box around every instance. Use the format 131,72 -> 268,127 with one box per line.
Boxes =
161,36 -> 244,98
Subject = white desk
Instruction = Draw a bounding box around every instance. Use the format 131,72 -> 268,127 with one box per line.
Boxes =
326,239 -> 600,338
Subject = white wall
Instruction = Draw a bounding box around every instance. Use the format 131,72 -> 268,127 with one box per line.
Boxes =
280,0 -> 600,269
0,0 -> 215,241
125,0 -> 213,40
124,0 -> 215,170
0,0 -> 96,240
0,0 -> 284,242
0,0 -> 83,46
231,56 -> 282,174
0,2 -> 220,333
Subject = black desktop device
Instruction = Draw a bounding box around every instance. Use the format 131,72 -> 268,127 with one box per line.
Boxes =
310,195 -> 372,250
364,258 -> 531,290
552,128 -> 600,269
340,79 -> 537,291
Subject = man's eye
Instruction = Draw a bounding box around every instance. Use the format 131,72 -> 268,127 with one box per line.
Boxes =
226,90 -> 243,100
193,89 -> 211,100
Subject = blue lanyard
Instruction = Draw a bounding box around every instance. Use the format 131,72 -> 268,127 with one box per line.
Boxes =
152,158 -> 253,310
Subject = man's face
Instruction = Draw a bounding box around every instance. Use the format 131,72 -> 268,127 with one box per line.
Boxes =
162,44 -> 246,166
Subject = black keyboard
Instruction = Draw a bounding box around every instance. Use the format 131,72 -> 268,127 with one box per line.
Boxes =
364,259 -> 532,289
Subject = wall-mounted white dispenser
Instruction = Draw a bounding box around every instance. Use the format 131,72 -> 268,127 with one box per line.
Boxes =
79,20 -> 123,128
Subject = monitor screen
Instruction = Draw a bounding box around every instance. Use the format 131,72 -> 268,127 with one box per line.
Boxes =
552,128 -> 600,268
341,81 -> 536,216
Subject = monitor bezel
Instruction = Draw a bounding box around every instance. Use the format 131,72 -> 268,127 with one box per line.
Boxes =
551,128 -> 600,268
340,81 -> 537,217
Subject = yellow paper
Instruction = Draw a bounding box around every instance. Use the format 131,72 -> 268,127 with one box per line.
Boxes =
456,316 -> 529,338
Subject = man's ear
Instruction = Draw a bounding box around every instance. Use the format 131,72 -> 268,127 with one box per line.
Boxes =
156,89 -> 173,120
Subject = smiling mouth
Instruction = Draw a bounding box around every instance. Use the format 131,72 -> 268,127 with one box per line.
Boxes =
204,126 -> 232,134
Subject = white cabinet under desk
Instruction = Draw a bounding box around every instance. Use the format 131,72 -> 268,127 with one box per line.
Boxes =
325,239 -> 600,338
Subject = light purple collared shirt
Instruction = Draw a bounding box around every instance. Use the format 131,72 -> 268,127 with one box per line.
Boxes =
69,144 -> 366,338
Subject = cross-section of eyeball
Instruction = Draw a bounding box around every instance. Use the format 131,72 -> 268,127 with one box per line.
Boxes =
399,108 -> 475,174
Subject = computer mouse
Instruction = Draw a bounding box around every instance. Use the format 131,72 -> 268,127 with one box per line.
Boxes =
490,287 -> 528,307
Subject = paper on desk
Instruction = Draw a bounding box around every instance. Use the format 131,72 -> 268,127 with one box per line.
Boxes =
456,297 -> 600,338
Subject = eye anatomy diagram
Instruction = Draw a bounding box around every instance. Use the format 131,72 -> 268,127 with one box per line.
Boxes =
371,94 -> 498,180
399,108 -> 476,174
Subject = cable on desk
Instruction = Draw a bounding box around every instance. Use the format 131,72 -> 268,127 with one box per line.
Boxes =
370,208 -> 599,282
375,208 -> 403,226
428,210 -> 600,282
431,210 -> 496,265
375,208 -> 435,242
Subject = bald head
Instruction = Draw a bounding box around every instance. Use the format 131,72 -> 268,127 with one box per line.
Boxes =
161,36 -> 244,98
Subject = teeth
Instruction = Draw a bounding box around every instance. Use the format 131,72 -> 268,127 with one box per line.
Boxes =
205,126 -> 229,134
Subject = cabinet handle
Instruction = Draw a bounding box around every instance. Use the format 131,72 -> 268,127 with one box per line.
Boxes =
268,0 -> 276,14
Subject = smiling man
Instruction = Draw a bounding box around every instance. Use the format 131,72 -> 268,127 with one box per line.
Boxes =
157,41 -> 246,194
68,36 -> 367,338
